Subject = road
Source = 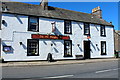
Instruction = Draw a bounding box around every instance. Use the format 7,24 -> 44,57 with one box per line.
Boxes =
2,60 -> 119,80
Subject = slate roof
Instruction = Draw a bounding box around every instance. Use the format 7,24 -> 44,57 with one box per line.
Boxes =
1,2 -> 113,27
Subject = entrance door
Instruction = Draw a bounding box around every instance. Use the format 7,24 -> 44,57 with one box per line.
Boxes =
84,41 -> 90,59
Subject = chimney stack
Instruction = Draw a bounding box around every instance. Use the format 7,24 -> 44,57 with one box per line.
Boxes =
92,6 -> 102,18
40,0 -> 48,10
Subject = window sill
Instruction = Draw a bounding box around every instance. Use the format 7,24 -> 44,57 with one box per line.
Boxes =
101,54 -> 107,55
64,33 -> 72,35
84,34 -> 90,36
27,55 -> 39,56
100,35 -> 106,37
64,55 -> 73,57
28,30 -> 39,32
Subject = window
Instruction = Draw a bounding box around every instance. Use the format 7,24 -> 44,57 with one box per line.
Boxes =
101,41 -> 106,55
64,40 -> 72,57
64,20 -> 72,34
3,46 -> 12,52
100,25 -> 106,36
84,23 -> 90,35
27,39 -> 39,56
28,16 -> 39,32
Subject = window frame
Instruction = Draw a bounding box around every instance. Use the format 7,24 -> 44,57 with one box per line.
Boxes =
3,46 -> 12,52
84,23 -> 90,35
28,16 -> 39,32
64,20 -> 72,34
64,40 -> 72,57
101,41 -> 107,55
27,39 -> 39,56
100,25 -> 106,37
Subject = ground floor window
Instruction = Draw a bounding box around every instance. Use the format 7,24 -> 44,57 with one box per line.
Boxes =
27,39 -> 39,56
101,41 -> 106,55
64,40 -> 72,57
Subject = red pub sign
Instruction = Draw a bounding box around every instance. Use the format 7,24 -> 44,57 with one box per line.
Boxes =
32,34 -> 70,40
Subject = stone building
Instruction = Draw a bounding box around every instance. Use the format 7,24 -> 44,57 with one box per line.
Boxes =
114,30 -> 120,52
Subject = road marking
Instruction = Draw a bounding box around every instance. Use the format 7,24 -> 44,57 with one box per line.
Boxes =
95,68 -> 120,74
42,75 -> 74,79
22,75 -> 74,80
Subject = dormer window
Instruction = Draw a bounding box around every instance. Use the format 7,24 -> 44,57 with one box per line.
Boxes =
64,20 -> 72,34
100,25 -> 106,36
28,16 -> 39,32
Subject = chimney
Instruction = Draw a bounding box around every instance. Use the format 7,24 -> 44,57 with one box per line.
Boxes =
40,0 -> 48,10
92,6 -> 102,18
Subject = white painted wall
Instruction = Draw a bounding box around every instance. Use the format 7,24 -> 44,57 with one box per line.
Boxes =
0,30 -> 1,38
1,13 -> 114,61
90,24 -> 114,58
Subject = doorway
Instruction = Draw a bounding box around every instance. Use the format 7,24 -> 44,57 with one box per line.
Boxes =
84,41 -> 90,59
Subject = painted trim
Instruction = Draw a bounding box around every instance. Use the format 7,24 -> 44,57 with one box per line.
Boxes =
64,20 -> 72,34
27,39 -> 39,56
100,25 -> 106,37
101,41 -> 107,55
84,22 -> 90,36
64,40 -> 72,57
28,16 -> 39,32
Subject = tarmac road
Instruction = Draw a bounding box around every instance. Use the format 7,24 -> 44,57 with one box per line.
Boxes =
2,60 -> 119,80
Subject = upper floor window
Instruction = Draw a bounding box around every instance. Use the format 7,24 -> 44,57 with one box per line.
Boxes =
101,41 -> 106,55
64,20 -> 72,34
84,23 -> 90,35
28,16 -> 39,32
100,25 -> 106,36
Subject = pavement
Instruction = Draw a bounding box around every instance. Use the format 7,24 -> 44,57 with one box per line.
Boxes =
0,58 -> 119,67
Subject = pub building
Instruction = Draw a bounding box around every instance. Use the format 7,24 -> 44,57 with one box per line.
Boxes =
0,1 -> 114,61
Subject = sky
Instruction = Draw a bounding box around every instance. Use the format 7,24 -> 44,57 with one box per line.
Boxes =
8,0 -> 120,2
10,0 -> 118,30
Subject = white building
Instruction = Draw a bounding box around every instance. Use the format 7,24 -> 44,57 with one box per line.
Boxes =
0,1 -> 114,61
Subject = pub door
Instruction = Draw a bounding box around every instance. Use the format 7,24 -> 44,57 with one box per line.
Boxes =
84,41 -> 90,59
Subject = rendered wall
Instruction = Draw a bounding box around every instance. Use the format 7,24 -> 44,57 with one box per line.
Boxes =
1,13 -> 114,61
